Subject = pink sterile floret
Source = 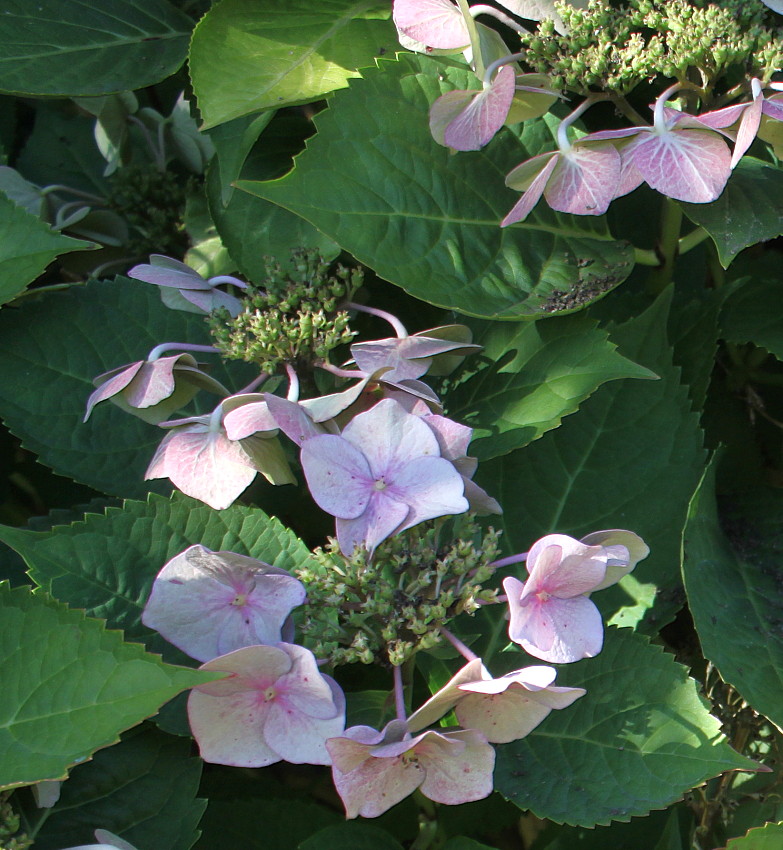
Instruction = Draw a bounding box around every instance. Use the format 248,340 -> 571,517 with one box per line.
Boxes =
188,643 -> 345,767
392,0 -> 469,49
429,65 -> 517,151
145,398 -> 294,510
300,398 -> 469,554
142,544 -> 306,662
503,530 -> 648,663
327,719 -> 495,819
62,830 -> 138,850
407,658 -> 585,743
84,353 -> 227,425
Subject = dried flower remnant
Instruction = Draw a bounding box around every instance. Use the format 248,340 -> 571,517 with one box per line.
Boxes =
142,544 -> 306,662
327,719 -> 494,818
188,643 -> 345,767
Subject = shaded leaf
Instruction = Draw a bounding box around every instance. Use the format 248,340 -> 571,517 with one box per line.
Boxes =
679,158 -> 783,268
29,725 -> 204,850
720,276 -> 783,361
240,53 -> 635,320
197,798 -> 338,850
494,628 -> 754,826
0,0 -> 193,96
0,583 -> 216,790
299,822 -> 405,850
0,492 -> 313,663
683,459 -> 783,729
0,193 -> 93,305
190,0 -> 395,128
446,312 -> 656,460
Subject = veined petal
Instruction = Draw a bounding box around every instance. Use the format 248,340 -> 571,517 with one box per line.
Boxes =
336,493 -> 410,554
393,0 -> 470,48
300,434 -> 373,519
631,128 -> 731,203
545,142 -> 621,216
511,594 -> 603,663
443,65 -> 516,151
501,153 -> 559,226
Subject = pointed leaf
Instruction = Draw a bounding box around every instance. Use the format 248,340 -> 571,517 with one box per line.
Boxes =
0,193 -> 93,305
0,0 -> 193,96
678,157 -> 783,267
725,823 -> 783,850
683,459 -> 783,729
446,311 -> 656,459
240,54 -> 634,320
494,628 -> 754,826
0,583 -> 217,790
29,726 -> 205,850
719,276 -> 783,361
190,0 -> 395,128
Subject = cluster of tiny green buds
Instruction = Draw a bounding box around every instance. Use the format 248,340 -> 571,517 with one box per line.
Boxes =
0,795 -> 30,850
209,248 -> 362,374
295,518 -> 501,667
518,0 -> 782,96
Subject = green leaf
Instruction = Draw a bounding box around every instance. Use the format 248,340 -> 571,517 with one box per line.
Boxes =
683,459 -> 783,729
678,158 -> 783,268
0,278 -> 234,498
240,54 -> 635,320
207,111 -> 276,207
725,823 -> 783,850
494,628 -> 754,827
719,277 -> 783,361
190,0 -> 395,128
446,312 -> 656,460
0,0 -> 193,96
197,799 -> 339,850
479,289 -> 706,631
443,839 -> 498,849
0,193 -> 93,305
0,492 -> 314,662
207,112 -> 340,283
0,583 -> 216,790
29,725 -> 205,850
299,822 -> 405,850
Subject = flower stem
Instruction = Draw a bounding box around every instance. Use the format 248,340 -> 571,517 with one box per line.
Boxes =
439,625 -> 478,661
678,226 -> 709,256
147,342 -> 220,361
285,363 -> 300,401
489,551 -> 528,569
343,301 -> 408,337
647,197 -> 683,293
393,663 -> 407,722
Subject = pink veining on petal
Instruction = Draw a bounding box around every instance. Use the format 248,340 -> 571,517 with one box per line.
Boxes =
443,66 -> 517,151
393,0 -> 470,49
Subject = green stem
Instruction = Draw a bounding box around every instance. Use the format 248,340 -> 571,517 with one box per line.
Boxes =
678,226 -> 709,256
647,197 -> 683,294
633,247 -> 659,267
456,0 -> 484,77
410,791 -> 440,850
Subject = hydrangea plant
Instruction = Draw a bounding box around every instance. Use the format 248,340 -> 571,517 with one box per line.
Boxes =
2,1 -> 783,849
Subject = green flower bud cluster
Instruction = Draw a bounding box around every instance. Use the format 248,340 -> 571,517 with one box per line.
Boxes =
0,795 -> 30,850
517,0 -> 782,95
209,249 -> 362,374
295,519 -> 501,667
108,163 -> 190,256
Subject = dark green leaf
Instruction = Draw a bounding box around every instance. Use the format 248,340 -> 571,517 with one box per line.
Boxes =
0,194 -> 93,305
725,823 -> 783,850
190,0 -> 395,128
240,54 -> 635,320
0,0 -> 193,96
29,725 -> 205,850
0,583 -> 216,790
494,628 -> 753,826
447,312 -> 655,460
720,276 -> 783,361
683,459 -> 783,729
678,158 -> 783,268
299,822 -> 405,850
